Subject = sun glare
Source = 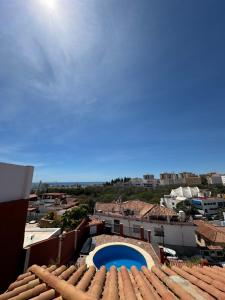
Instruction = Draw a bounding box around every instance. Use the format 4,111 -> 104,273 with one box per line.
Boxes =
40,0 -> 57,12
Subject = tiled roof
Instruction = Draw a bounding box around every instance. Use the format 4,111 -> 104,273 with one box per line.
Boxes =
95,202 -> 120,213
139,204 -> 155,217
195,220 -> 225,244
88,219 -> 103,226
122,200 -> 152,214
2,263 -> 225,300
144,205 -> 177,218
95,200 -> 153,216
95,200 -> 177,218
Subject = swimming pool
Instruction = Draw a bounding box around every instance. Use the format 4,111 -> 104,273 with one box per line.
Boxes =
86,242 -> 154,270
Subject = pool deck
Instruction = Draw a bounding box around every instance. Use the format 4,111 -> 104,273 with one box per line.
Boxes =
92,234 -> 160,266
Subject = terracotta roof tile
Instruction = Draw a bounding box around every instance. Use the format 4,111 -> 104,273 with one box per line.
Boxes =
95,202 -> 120,213
195,220 -> 225,244
147,206 -> 177,218
95,200 -> 176,218
2,264 -> 225,300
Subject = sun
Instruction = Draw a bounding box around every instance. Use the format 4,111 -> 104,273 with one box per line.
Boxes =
39,0 -> 58,12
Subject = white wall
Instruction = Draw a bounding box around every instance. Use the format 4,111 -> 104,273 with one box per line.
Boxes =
160,196 -> 185,209
94,214 -> 196,247
0,162 -> 34,202
221,175 -> 225,186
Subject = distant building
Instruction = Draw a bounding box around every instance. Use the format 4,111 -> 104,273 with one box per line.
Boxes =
221,175 -> 225,186
200,172 -> 225,185
160,186 -> 200,210
27,196 -> 78,222
128,175 -> 157,189
143,174 -> 154,180
160,173 -> 181,185
185,176 -> 201,185
41,192 -> 66,200
191,197 -> 225,216
128,178 -> 144,187
160,172 -> 201,186
207,173 -> 223,185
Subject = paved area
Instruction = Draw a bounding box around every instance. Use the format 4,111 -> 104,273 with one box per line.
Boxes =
93,234 -> 160,265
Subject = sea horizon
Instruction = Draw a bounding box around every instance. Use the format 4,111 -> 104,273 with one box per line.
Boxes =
32,181 -> 105,187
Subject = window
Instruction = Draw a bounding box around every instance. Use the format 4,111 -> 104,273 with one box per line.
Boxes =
133,225 -> 141,234
105,220 -> 112,225
154,226 -> 164,237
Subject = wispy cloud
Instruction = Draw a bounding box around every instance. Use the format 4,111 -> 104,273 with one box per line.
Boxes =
0,0 -> 225,180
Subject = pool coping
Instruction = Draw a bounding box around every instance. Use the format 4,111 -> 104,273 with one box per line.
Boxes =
86,241 -> 155,270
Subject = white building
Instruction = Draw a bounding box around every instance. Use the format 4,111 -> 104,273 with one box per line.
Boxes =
94,200 -> 196,247
170,186 -> 200,198
160,195 -> 186,210
221,175 -> 225,186
160,186 -> 201,210
191,197 -> 225,216
128,176 -> 157,189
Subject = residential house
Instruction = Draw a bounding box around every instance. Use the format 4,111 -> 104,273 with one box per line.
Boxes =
195,220 -> 225,260
94,200 -> 196,247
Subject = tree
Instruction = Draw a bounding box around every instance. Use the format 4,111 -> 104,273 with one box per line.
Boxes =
46,211 -> 55,220
60,205 -> 89,231
176,200 -> 199,216
87,198 -> 95,214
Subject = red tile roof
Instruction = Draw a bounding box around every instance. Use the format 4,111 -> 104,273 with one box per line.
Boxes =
95,200 -> 177,218
146,205 -> 177,218
195,220 -> 225,244
2,263 -> 225,299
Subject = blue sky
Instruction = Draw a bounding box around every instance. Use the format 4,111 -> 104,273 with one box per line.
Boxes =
0,0 -> 225,182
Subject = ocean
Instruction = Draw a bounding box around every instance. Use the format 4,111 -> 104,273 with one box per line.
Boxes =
32,182 -> 104,187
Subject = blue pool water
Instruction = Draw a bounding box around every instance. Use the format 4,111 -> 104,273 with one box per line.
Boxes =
93,244 -> 147,270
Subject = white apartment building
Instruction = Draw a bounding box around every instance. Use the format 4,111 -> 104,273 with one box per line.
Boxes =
191,197 -> 225,216
128,175 -> 157,189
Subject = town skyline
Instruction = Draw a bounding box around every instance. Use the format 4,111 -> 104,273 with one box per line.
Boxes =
32,170 -> 225,183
